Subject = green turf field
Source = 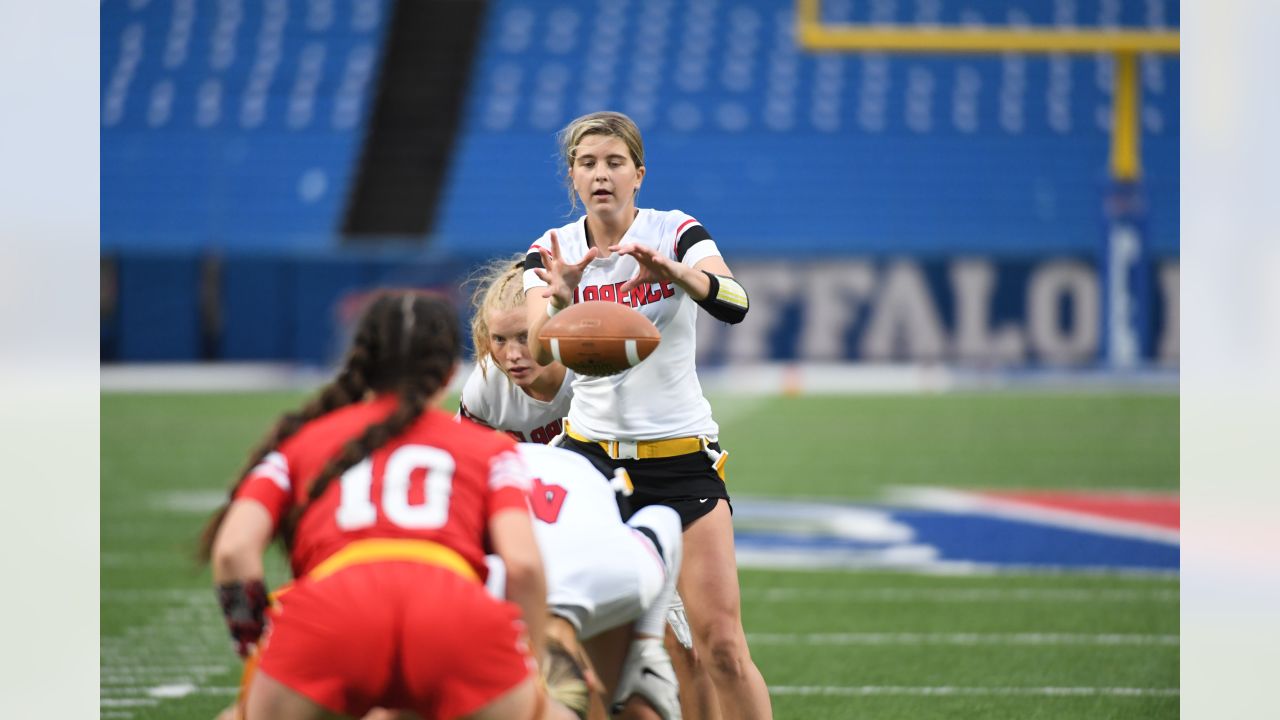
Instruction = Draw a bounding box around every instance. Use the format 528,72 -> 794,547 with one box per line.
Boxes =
101,391 -> 1178,719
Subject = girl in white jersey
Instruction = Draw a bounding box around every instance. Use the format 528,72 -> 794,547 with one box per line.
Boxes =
524,111 -> 770,720
516,443 -> 685,720
460,255 -> 575,443
461,256 -> 695,718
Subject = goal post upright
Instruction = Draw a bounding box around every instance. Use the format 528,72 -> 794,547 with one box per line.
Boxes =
794,0 -> 1179,368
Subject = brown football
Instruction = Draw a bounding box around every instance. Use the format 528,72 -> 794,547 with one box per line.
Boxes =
539,301 -> 661,377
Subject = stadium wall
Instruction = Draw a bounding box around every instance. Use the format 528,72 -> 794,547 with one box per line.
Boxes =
100,251 -> 1177,368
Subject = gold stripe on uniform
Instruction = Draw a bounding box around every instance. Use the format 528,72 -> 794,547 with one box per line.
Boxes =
565,425 -> 703,460
307,538 -> 479,583
716,277 -> 749,307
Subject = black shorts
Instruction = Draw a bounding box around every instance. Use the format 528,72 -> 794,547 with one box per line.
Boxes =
560,436 -> 732,528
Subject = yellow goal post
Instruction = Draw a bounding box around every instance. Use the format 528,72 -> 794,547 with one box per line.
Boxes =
794,0 -> 1180,181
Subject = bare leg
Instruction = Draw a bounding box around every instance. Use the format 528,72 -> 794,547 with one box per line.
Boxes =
463,674 -> 578,720
360,710 -> 418,720
245,670 -> 346,720
678,502 -> 772,719
615,695 -> 663,720
583,625 -> 674,720
587,684 -> 609,720
665,625 -> 721,720
583,624 -> 632,699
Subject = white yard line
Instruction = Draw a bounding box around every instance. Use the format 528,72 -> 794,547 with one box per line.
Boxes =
99,698 -> 159,707
737,552 -> 1181,575
747,632 -> 1178,646
149,489 -> 228,513
770,685 -> 1179,697
147,683 -> 198,698
100,589 -> 213,602
101,362 -> 338,393
100,590 -> 238,719
100,362 -> 1178,395
100,667 -> 229,686
742,587 -> 1179,602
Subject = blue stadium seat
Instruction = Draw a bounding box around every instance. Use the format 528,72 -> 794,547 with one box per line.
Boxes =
434,0 -> 1178,258
101,0 -> 392,251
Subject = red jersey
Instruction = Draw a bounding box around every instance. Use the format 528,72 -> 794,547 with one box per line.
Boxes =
235,396 -> 531,579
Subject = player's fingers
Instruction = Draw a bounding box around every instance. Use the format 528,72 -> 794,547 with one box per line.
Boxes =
537,247 -> 554,270
619,271 -> 645,294
549,230 -> 561,259
573,246 -> 599,270
611,242 -> 646,259
633,247 -> 662,268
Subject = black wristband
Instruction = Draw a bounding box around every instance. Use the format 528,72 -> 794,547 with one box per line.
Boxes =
217,579 -> 269,621
217,579 -> 269,656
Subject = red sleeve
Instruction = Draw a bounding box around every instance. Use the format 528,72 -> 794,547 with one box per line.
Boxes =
232,450 -> 293,525
486,446 -> 532,517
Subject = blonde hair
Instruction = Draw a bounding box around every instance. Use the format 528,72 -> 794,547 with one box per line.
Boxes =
466,253 -> 527,378
556,111 -> 645,212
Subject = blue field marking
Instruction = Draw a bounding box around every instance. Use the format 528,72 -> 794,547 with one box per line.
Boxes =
895,510 -> 1178,570
731,498 -> 1179,572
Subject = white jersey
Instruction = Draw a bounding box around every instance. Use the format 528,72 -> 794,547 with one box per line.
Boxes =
458,358 -> 574,444
511,443 -> 682,639
524,208 -> 721,441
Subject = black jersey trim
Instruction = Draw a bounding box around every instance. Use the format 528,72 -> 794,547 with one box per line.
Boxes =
458,402 -> 492,428
524,248 -> 544,271
633,526 -> 666,568
675,224 -> 712,262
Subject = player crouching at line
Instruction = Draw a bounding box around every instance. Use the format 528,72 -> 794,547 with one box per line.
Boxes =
458,254 -> 575,445
505,443 -> 684,720
457,254 -> 701,719
198,291 -> 581,720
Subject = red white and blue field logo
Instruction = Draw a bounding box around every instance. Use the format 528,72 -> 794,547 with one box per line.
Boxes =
733,488 -> 1178,573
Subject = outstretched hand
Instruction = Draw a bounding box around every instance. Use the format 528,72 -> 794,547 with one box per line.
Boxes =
534,230 -> 598,309
611,242 -> 686,294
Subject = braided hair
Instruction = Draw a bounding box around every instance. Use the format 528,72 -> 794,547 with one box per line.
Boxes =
197,290 -> 461,562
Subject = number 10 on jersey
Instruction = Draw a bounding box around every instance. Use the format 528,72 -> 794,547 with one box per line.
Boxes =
335,445 -> 455,530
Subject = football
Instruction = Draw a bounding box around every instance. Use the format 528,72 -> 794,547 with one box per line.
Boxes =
539,301 -> 661,377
